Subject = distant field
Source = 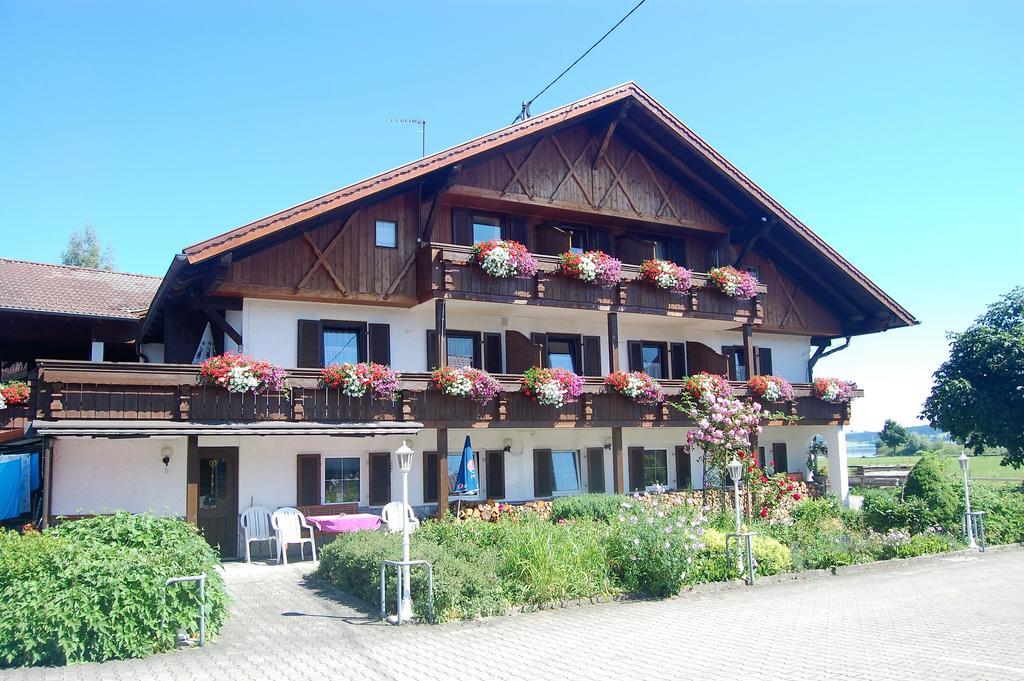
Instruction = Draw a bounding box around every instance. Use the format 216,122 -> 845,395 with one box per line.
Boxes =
847,454 -> 1024,480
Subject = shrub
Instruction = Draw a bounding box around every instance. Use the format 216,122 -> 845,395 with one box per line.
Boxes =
969,483 -> 1024,545
0,513 -> 227,668
863,489 -> 932,534
550,493 -> 627,523
701,529 -> 792,576
904,455 -> 959,528
877,531 -> 961,560
789,495 -> 842,524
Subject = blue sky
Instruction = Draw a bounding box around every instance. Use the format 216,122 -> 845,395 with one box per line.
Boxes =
1,1 -> 1021,431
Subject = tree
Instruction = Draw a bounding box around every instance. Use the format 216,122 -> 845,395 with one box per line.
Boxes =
61,225 -> 115,270
922,287 -> 1024,467
878,419 -> 910,453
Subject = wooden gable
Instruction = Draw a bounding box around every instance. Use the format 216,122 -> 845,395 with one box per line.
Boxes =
746,252 -> 844,337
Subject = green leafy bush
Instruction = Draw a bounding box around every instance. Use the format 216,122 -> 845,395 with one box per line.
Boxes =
904,455 -> 959,528
863,489 -> 932,534
0,513 -> 227,668
877,531 -> 961,560
550,493 -> 627,522
701,529 -> 792,575
789,495 -> 842,524
969,483 -> 1024,545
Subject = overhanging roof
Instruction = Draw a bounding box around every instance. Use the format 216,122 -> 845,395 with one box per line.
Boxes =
31,420 -> 423,437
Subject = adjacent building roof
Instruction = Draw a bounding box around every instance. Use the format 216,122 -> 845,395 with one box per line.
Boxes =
0,258 -> 161,320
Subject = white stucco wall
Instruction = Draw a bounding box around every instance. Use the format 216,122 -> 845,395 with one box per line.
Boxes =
52,437 -> 188,516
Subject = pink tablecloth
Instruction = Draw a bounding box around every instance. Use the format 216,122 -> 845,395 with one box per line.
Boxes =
306,513 -> 381,533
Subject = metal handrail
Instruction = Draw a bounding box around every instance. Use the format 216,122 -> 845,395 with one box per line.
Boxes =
165,573 -> 206,646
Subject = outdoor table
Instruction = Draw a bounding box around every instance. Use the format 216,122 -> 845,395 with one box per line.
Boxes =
306,513 -> 382,534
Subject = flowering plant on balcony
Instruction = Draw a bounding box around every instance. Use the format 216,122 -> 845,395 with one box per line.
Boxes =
431,366 -> 502,404
0,381 -> 30,410
198,353 -> 288,394
471,239 -> 538,278
813,377 -> 855,404
747,375 -> 794,403
708,266 -> 758,299
605,371 -> 665,405
321,362 -> 401,401
521,367 -> 584,408
638,259 -> 692,292
557,250 -> 622,287
680,371 -> 732,405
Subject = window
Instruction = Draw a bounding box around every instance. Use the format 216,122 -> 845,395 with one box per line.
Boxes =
447,333 -> 478,369
447,451 -> 480,499
472,214 -> 502,244
323,324 -> 364,366
546,335 -> 580,373
745,266 -> 760,280
551,450 -> 581,494
375,220 -> 397,248
324,457 -> 360,503
643,450 -> 668,488
723,345 -> 748,381
641,343 -> 667,379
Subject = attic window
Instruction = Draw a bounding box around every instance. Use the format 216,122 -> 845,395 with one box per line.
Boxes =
375,220 -> 397,248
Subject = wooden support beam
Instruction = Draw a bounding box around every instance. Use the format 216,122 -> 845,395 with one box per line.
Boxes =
293,210 -> 359,294
742,324 -> 755,381
186,435 -> 199,525
436,428 -> 449,519
734,219 -> 774,268
40,437 -> 53,529
434,298 -> 447,368
193,299 -> 243,346
612,427 -> 624,494
384,247 -> 421,300
607,312 -> 620,373
593,100 -> 632,170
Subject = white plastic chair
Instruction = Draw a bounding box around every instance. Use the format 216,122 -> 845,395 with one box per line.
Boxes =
381,502 -> 420,534
240,505 -> 277,563
271,507 -> 317,564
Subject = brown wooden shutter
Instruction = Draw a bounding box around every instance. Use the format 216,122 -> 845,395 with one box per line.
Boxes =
628,446 -> 645,492
615,236 -> 656,265
533,449 -> 553,498
686,341 -> 730,376
426,330 -> 439,371
670,342 -> 687,379
582,335 -> 602,376
772,443 -> 788,473
452,209 -> 471,245
297,320 -> 322,368
666,237 -> 687,267
485,450 -> 505,499
368,452 -> 391,506
483,333 -> 503,373
507,216 -> 529,246
675,445 -> 691,489
586,447 -> 606,493
505,330 -> 544,373
592,228 -> 613,254
530,333 -> 548,367
535,224 -> 571,255
368,324 -> 391,365
296,453 -> 321,505
756,347 -> 773,376
422,451 -> 438,503
722,346 -> 739,381
471,331 -> 484,369
627,341 -> 643,372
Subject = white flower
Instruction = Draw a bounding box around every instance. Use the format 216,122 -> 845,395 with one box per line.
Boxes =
632,537 -> 641,546
0,394 -> 6,410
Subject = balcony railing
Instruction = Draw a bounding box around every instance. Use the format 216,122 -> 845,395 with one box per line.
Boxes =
26,360 -> 860,429
416,243 -> 767,323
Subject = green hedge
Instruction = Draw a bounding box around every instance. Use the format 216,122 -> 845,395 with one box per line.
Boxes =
0,513 -> 227,668
550,493 -> 628,523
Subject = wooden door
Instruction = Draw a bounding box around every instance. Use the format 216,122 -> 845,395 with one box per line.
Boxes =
196,447 -> 239,559
368,452 -> 391,506
586,447 -> 605,493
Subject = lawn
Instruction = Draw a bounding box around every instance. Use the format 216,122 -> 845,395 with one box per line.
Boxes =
848,454 -> 1024,480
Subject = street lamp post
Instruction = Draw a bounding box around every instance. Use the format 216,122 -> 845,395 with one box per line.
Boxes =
395,441 -> 415,620
727,457 -> 742,533
959,451 -> 978,550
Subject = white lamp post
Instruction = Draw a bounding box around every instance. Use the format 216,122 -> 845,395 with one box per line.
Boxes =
959,451 -> 978,550
395,440 -> 415,620
727,457 -> 743,533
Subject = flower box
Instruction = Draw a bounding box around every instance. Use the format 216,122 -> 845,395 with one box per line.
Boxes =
708,266 -> 758,299
471,240 -> 538,278
746,375 -> 794,403
813,377 -> 855,404
605,371 -> 664,405
520,367 -> 584,408
680,372 -> 732,404
0,381 -> 29,410
431,366 -> 502,404
557,250 -> 622,287
638,259 -> 691,292
321,362 -> 401,401
198,353 -> 288,395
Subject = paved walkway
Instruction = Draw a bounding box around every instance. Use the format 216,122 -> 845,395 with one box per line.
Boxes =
8,548 -> 1024,681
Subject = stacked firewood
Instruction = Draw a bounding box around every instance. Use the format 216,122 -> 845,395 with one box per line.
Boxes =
453,499 -> 552,522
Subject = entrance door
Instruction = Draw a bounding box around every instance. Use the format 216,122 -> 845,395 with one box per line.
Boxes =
197,447 -> 239,559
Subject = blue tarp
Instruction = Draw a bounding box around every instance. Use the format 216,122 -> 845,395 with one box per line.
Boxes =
453,435 -> 479,495
29,452 -> 40,491
0,458 -> 22,520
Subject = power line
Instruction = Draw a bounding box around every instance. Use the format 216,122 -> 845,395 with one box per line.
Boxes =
512,0 -> 647,124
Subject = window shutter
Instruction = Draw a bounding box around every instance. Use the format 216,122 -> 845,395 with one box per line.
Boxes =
586,447 -> 606,493
756,347 -> 773,376
485,450 -> 505,499
426,330 -> 439,371
582,335 -> 602,376
592,228 -> 613,255
368,324 -> 391,365
722,346 -> 739,381
507,216 -> 529,246
368,452 -> 391,506
452,209 -> 471,245
675,446 -> 691,489
685,342 -> 729,376
772,443 -> 788,473
422,451 -> 438,503
296,453 -> 321,505
535,224 -> 571,255
505,330 -> 544,373
666,237 -> 687,267
533,449 -> 553,498
628,446 -> 645,492
530,333 -> 548,367
670,343 -> 687,379
297,320 -> 322,368
483,333 -> 503,373
627,341 -> 643,372
471,331 -> 484,369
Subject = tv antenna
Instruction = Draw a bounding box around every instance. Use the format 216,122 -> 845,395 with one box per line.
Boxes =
391,118 -> 427,157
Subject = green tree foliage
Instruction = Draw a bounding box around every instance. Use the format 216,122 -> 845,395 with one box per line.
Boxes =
903,455 -> 959,529
878,419 -> 910,453
60,224 -> 115,270
923,287 -> 1024,467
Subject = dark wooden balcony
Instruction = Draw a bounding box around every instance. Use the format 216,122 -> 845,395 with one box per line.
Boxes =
416,243 -> 767,323
27,360 -> 859,431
